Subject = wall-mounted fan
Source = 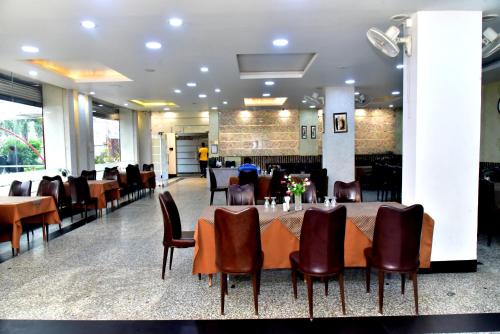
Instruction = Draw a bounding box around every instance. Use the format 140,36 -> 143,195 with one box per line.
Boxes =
367,25 -> 411,57
303,92 -> 324,106
482,27 -> 500,58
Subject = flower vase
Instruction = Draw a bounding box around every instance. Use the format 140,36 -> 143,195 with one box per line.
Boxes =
294,193 -> 302,211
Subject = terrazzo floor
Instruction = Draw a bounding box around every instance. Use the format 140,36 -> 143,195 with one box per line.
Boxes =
0,176 -> 499,320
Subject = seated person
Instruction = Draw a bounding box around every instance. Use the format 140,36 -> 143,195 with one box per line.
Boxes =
238,157 -> 260,174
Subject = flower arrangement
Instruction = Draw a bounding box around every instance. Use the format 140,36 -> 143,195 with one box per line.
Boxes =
285,175 -> 310,196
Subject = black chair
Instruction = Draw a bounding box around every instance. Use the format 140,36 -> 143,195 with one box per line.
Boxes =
8,180 -> 32,196
209,167 -> 228,205
143,164 -> 154,171
269,170 -> 286,203
239,170 -> 258,200
42,175 -> 70,212
310,169 -> 328,202
478,179 -> 500,246
126,164 -> 142,200
81,170 -> 97,181
68,176 -> 98,222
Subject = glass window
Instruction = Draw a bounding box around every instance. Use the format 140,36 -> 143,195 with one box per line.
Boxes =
93,116 -> 120,163
0,100 -> 45,174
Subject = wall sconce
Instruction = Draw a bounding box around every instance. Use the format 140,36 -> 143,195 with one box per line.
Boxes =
279,109 -> 290,118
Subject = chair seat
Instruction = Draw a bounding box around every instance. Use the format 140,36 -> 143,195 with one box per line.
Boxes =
364,247 -> 419,272
290,250 -> 342,276
169,238 -> 195,248
73,197 -> 98,208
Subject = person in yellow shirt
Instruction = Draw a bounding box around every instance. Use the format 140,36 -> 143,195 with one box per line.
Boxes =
198,142 -> 209,178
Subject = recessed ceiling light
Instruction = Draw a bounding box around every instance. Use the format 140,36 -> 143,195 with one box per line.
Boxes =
354,91 -> 360,95
174,89 -> 181,94
200,66 -> 209,72
273,38 -> 289,47
28,70 -> 38,77
396,64 -> 404,69
222,101 -> 228,105
89,91 -> 95,95
211,106 -> 218,110
345,79 -> 355,85
169,17 -> 183,27
302,100 -> 307,103
186,82 -> 197,87
98,104 -> 103,107
389,104 -> 394,108
244,97 -> 287,107
262,93 -> 271,97
214,88 -> 221,93
391,91 -> 400,95
264,81 -> 275,86
81,20 -> 96,29
309,105 -> 316,108
22,45 -> 39,53
145,41 -> 162,50
124,103 -> 129,106
163,107 -> 170,111
198,94 -> 207,98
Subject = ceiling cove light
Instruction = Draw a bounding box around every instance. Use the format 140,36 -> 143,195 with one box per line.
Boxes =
200,66 -> 209,72
345,79 -> 355,85
81,20 -> 96,29
262,93 -> 271,97
214,88 -> 221,93
198,94 -> 207,98
169,17 -> 183,27
264,81 -> 275,86
211,106 -> 218,110
186,82 -> 197,87
391,90 -> 400,95
145,41 -> 162,50
22,45 -> 39,53
309,105 -> 316,108
273,38 -> 289,47
174,89 -> 181,94
28,70 -> 38,77
396,64 -> 404,69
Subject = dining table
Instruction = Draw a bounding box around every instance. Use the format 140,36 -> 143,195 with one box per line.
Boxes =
192,202 -> 435,280
118,171 -> 155,188
0,196 -> 61,252
64,179 -> 120,209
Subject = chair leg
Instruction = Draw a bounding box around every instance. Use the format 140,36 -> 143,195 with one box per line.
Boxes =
169,247 -> 174,270
339,272 -> 346,315
11,248 -> 15,257
26,229 -> 30,245
378,270 -> 385,314
161,247 -> 168,279
220,273 -> 227,315
291,265 -> 298,299
257,270 -> 261,295
401,273 -> 405,294
224,189 -> 228,203
210,191 -> 214,205
366,266 -> 371,293
324,278 -> 329,296
412,272 -> 419,315
198,273 -> 201,280
252,272 -> 259,315
306,274 -> 314,320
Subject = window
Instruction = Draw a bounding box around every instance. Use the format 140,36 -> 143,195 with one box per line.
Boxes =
0,100 -> 45,173
93,115 -> 120,164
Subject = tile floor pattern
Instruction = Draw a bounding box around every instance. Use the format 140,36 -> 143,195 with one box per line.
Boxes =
0,177 -> 499,320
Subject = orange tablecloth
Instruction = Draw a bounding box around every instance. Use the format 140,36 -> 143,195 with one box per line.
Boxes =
192,202 -> 434,275
119,171 -> 155,188
64,180 -> 120,209
229,175 -> 271,200
0,196 -> 60,249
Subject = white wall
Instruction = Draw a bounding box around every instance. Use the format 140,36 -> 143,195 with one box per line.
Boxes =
402,11 -> 482,262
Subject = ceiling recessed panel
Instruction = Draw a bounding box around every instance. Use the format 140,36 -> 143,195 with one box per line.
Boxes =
237,53 -> 317,79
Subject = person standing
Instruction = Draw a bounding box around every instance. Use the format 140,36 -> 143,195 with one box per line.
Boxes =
6,145 -> 18,173
198,142 -> 209,178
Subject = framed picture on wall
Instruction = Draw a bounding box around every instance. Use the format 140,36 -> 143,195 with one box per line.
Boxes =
211,144 -> 218,154
310,125 -> 316,139
333,112 -> 348,133
301,125 -> 307,139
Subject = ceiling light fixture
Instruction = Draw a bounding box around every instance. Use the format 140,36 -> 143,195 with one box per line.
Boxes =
200,66 -> 209,72
262,93 -> 271,97
309,105 -> 316,109
396,64 -> 404,69
279,109 -> 291,117
211,106 -> 218,110
163,107 -> 170,111
81,20 -> 96,29
28,70 -> 38,77
89,91 -> 95,95
169,17 -> 183,27
186,82 -> 197,87
198,94 -> 207,98
222,101 -> 228,105
174,89 -> 181,94
22,45 -> 39,53
273,38 -> 289,47
301,100 -> 307,103
244,97 -> 287,107
264,81 -> 275,86
345,79 -> 355,85
98,104 -> 103,107
354,91 -> 360,96
145,41 -> 162,50
124,103 -> 129,106
389,104 -> 394,108
391,91 -> 400,95
214,88 -> 221,93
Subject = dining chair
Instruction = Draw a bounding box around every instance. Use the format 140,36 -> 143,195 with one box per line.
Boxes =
209,167 -> 228,205
238,170 -> 258,200
310,168 -> 328,202
269,169 -> 286,203
143,164 -> 154,171
81,169 -> 97,181
68,176 -> 98,223
302,182 -> 317,204
37,179 -> 62,233
42,175 -> 69,211
142,164 -> 156,194
478,179 -> 499,246
214,207 -> 263,315
8,180 -> 32,196
0,224 -> 14,256
227,184 -> 255,205
126,164 -> 142,200
333,180 -> 362,203
365,204 -> 424,314
159,191 -> 198,280
290,206 -> 347,319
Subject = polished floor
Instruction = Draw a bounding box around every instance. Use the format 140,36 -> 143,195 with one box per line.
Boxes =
0,177 -> 499,325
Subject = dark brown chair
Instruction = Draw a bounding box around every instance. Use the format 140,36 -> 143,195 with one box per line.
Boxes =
478,179 -> 500,246
143,164 -> 154,171
68,176 -> 98,222
310,168 -> 328,202
81,170 -> 97,181
126,164 -> 142,200
214,207 -> 263,315
238,170 -> 258,199
365,204 -> 424,314
8,180 -> 32,196
227,184 -> 255,206
42,175 -> 69,210
334,180 -> 362,203
302,182 -> 317,204
159,191 -> 197,279
269,169 -> 286,203
209,167 -> 228,205
103,167 -> 119,181
290,206 -> 347,319
37,179 -> 62,233
142,164 -> 156,194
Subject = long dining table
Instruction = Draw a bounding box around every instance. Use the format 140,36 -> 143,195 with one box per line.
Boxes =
0,196 -> 61,252
192,202 -> 435,278
64,180 -> 120,209
118,171 -> 155,188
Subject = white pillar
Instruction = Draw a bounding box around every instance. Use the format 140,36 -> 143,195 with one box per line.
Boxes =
402,11 -> 482,262
120,108 -> 139,164
138,111 -> 152,166
322,86 -> 355,195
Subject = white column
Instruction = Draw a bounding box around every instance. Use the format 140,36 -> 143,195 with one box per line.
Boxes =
402,11 -> 482,262
322,86 -> 355,194
120,108 -> 139,164
138,111 -> 152,166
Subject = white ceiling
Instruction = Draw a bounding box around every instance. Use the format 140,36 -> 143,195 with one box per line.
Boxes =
0,0 -> 499,111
